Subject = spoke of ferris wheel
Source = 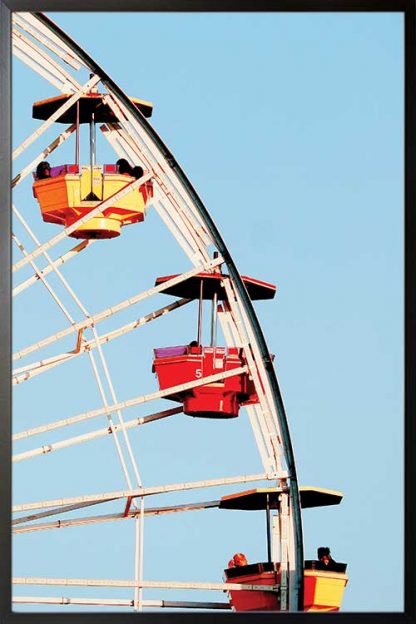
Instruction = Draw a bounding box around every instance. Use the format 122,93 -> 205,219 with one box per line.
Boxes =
246,403 -> 280,473
102,96 -> 212,250
16,501 -> 130,534
87,347 -> 141,492
85,305 -> 142,491
103,92 -> 211,238
101,94 -> 211,248
12,74 -> 100,161
217,302 -> 280,473
13,498 -> 118,527
12,28 -> 81,93
12,205 -> 92,307
12,497 -> 225,532
100,122 -> 212,263
102,119 -> 205,262
13,499 -> 222,533
10,264 -> 141,495
235,312 -> 285,463
12,42 -> 71,93
12,577 -> 279,593
12,233 -> 143,494
13,352 -> 74,380
136,506 -> 144,608
151,185 -> 211,266
12,124 -> 76,189
13,13 -> 85,70
90,325 -> 143,492
13,366 -> 248,443
102,120 -> 212,251
13,240 -> 93,297
13,200 -> 94,334
152,198 -> 199,263
12,470 -> 278,516
101,123 -> 204,263
20,231 -> 153,497
12,233 -> 75,325
13,256 -> 223,362
12,298 -> 192,385
221,279 -> 285,472
12,223 -> 84,331
13,406 -> 184,463
219,297 -> 280,458
12,597 -> 231,610
102,96 -> 214,265
12,215 -> 143,493
217,305 -> 275,474
12,171 -> 153,274
134,502 -> 144,610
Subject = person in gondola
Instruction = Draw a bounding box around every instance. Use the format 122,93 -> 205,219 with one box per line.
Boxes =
36,161 -> 51,180
188,340 -> 201,353
132,165 -> 144,179
227,553 -> 248,568
116,158 -> 133,175
317,546 -> 337,570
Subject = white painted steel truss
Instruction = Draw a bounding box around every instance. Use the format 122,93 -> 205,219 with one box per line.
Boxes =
12,12 -> 301,613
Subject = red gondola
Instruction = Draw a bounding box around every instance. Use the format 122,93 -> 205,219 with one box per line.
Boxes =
152,269 -> 276,418
153,345 -> 257,418
225,562 -> 280,611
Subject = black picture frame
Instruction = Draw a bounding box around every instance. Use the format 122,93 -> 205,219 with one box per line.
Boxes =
1,1 -> 414,623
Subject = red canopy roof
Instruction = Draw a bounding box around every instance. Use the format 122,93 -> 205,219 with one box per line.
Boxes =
155,272 -> 276,301
32,92 -> 153,123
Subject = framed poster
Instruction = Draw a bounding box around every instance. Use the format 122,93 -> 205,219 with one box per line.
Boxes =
1,2 -> 414,622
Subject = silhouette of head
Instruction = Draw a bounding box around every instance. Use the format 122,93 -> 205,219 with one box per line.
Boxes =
36,161 -> 51,179
116,158 -> 132,175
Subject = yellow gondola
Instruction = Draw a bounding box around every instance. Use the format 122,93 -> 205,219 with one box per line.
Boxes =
32,90 -> 153,238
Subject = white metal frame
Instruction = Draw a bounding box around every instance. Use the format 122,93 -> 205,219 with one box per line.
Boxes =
12,12 -> 301,613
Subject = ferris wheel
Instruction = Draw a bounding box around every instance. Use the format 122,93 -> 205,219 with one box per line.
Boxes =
11,12 -> 348,613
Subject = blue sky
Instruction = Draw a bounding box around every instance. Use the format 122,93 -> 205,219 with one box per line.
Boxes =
12,11 -> 403,612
